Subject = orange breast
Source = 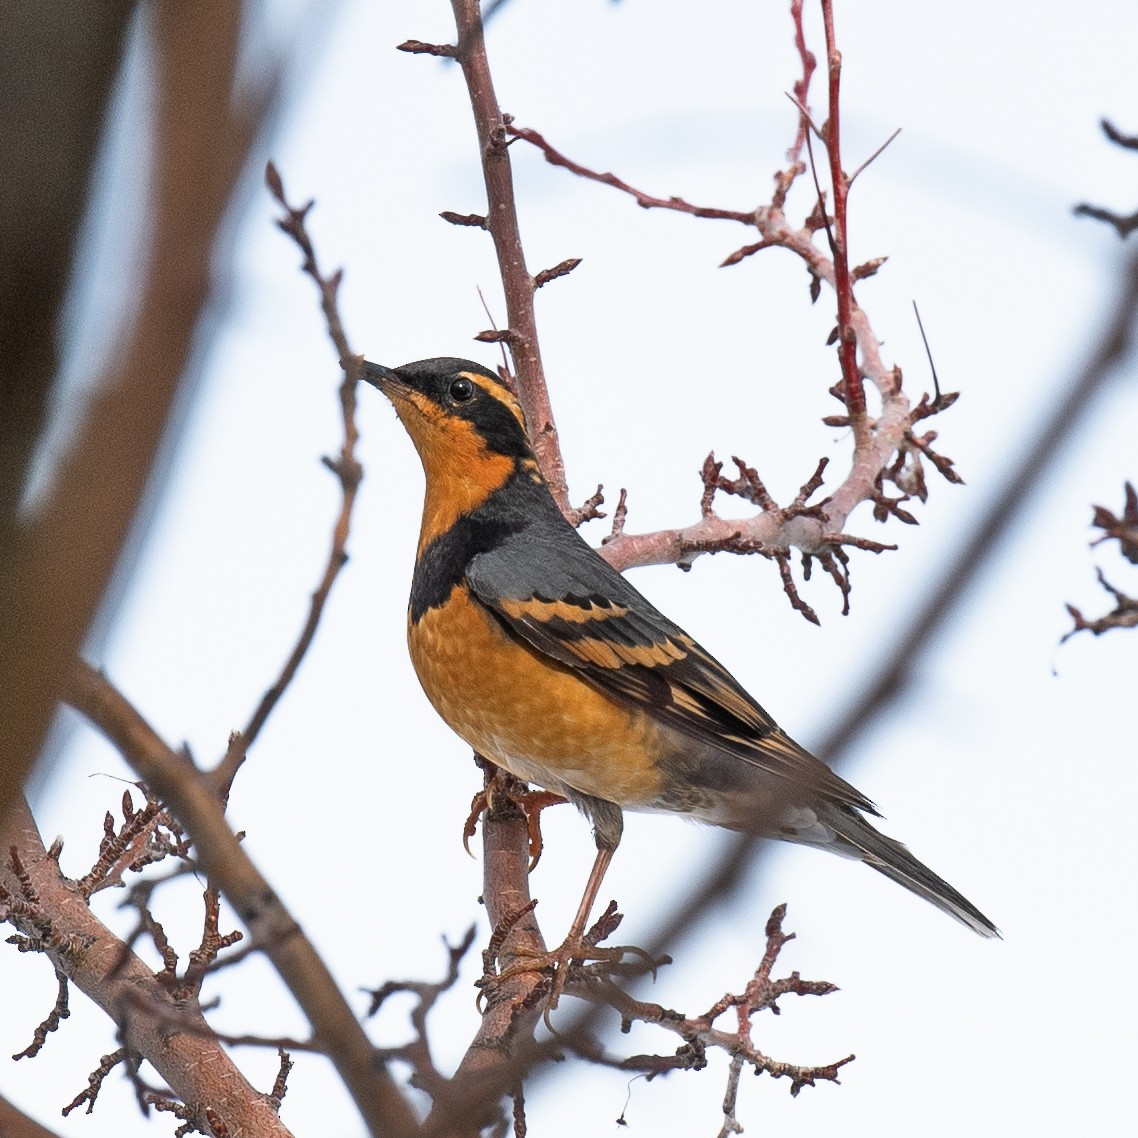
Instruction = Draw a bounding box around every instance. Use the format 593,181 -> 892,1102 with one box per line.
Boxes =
408,585 -> 666,806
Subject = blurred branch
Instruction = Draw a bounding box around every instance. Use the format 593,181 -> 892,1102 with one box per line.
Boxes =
1074,119 -> 1138,238
64,661 -> 421,1138
637,241 -> 1138,969
0,0 -> 272,832
0,1092 -> 67,1138
0,1 -> 134,537
0,795 -> 293,1136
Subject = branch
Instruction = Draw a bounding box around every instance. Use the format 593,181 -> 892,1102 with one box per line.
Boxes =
0,0 -> 278,840
423,768 -> 548,1137
63,661 -> 420,1138
216,165 -> 368,788
1062,568 -> 1138,642
1074,119 -> 1138,238
819,0 -> 867,428
0,1092 -> 67,1138
506,125 -> 756,224
446,0 -> 571,512
496,14 -> 951,618
0,797 -> 293,1137
1090,481 -> 1138,562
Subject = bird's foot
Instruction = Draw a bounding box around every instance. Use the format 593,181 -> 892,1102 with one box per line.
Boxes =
464,767 -> 567,869
478,902 -> 667,1020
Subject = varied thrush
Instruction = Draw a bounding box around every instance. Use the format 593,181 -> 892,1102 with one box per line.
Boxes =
362,357 -> 998,989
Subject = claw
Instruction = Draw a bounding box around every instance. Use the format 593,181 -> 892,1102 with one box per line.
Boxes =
518,789 -> 568,869
463,789 -> 487,859
462,768 -> 567,869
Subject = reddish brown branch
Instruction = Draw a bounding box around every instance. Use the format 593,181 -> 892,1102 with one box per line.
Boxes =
562,905 -> 850,1111
440,210 -> 489,229
365,928 -> 477,1100
508,125 -> 756,224
819,0 -> 866,429
787,0 -> 817,168
63,662 -> 419,1138
1062,568 -> 1138,642
448,0 -> 570,511
1,799 -> 294,1136
0,1093 -> 66,1138
424,768 -> 548,1138
397,39 -> 458,58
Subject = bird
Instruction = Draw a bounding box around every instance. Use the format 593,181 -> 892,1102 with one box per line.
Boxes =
361,356 -> 999,995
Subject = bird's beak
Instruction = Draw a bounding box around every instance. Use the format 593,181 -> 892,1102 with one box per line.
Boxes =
359,360 -> 401,391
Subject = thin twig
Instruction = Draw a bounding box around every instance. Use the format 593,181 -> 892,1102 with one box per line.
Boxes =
64,662 -> 419,1138
220,165 -> 367,786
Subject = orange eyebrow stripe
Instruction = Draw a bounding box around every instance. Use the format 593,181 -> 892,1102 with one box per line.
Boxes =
462,371 -> 528,432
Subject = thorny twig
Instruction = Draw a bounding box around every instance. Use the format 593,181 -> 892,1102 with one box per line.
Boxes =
486,4 -> 959,621
1062,482 -> 1138,643
1074,119 -> 1138,239
216,163 -> 367,790
364,928 -> 478,1100
63,1048 -> 127,1117
559,905 -> 850,1125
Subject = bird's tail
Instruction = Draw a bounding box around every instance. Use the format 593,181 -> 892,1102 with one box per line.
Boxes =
820,806 -> 1000,938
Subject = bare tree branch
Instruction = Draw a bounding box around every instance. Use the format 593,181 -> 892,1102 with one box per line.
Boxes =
0,0 -> 273,830
635,242 -> 1138,972
0,1091 -> 68,1138
63,661 -> 421,1138
443,0 -> 571,513
0,796 -> 294,1136
216,164 -> 367,789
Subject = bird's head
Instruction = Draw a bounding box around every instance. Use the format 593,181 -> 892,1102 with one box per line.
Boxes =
361,357 -> 534,466
362,358 -> 543,547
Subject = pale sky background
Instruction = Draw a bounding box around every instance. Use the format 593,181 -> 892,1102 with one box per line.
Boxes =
6,1 -> 1138,1135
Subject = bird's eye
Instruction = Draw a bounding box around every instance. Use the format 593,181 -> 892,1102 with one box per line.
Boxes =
448,377 -> 475,403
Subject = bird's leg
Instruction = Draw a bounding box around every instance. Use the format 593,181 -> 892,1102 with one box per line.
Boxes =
544,843 -> 614,1009
485,800 -> 660,1014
